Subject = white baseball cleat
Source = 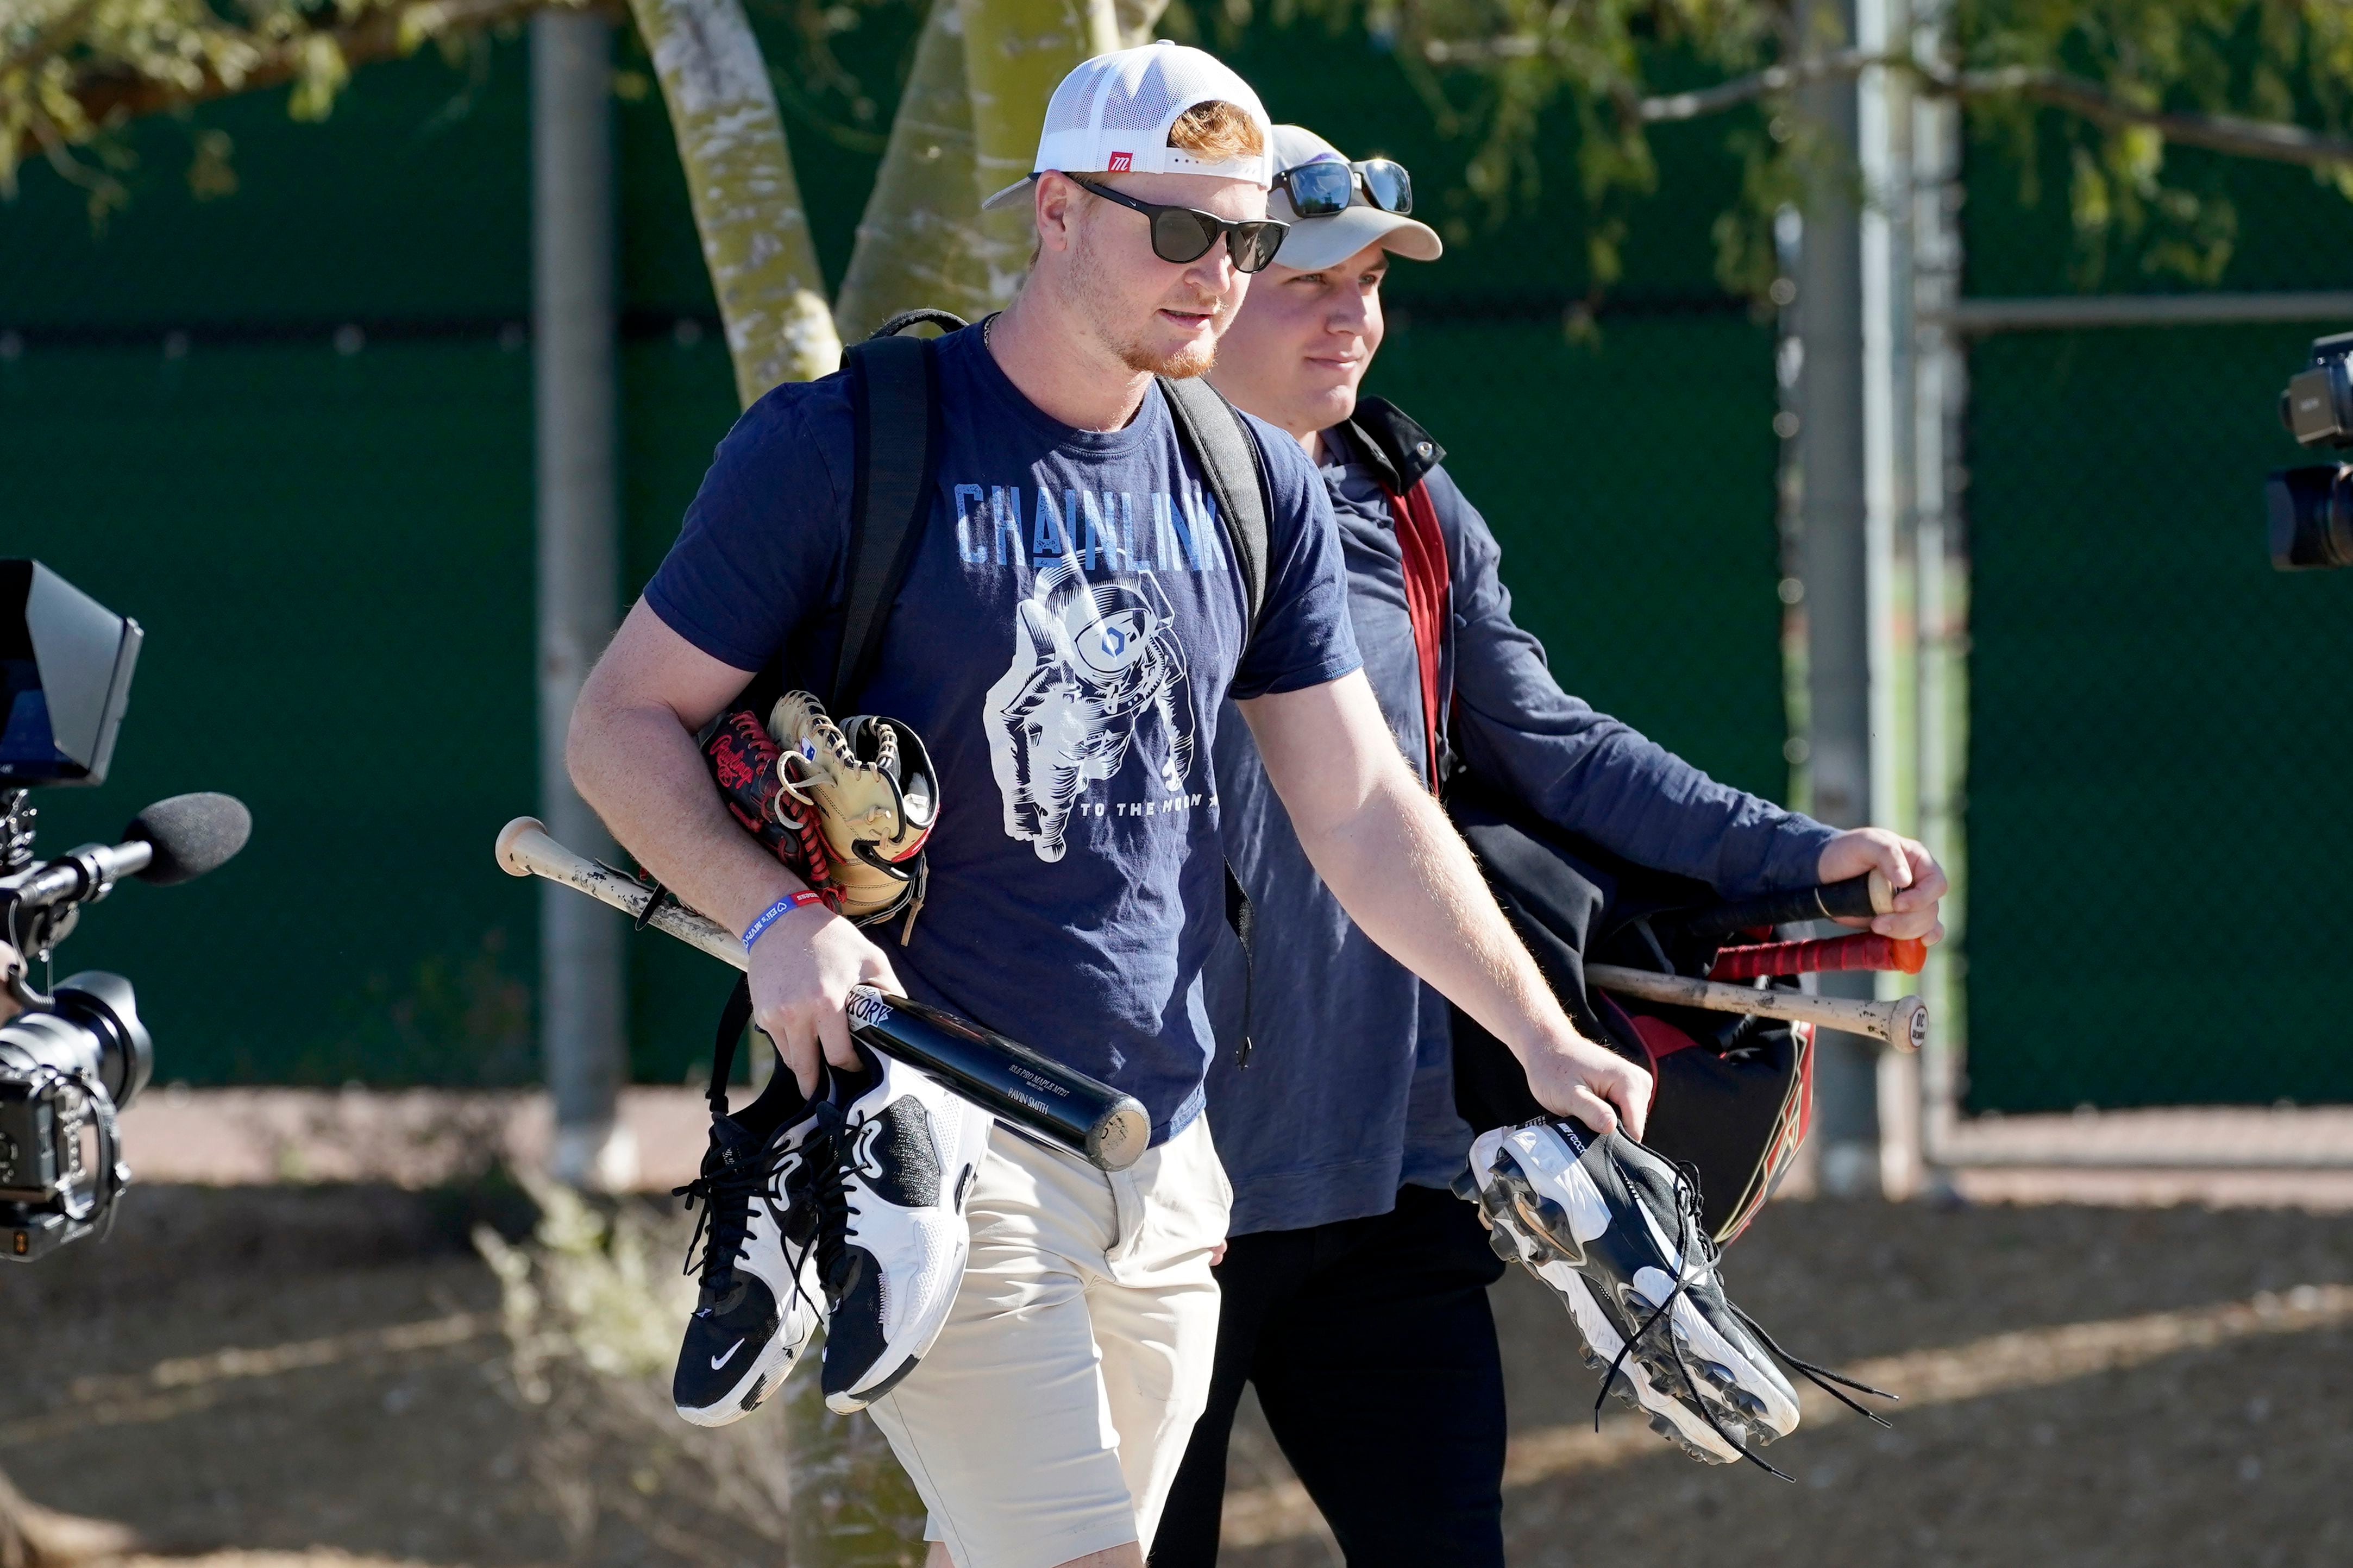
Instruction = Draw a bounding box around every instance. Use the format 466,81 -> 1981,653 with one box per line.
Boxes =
1462,1120 -> 1891,1472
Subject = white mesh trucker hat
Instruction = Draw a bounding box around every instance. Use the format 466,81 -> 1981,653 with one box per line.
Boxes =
978,42 -> 1277,212
1266,124 -> 1443,270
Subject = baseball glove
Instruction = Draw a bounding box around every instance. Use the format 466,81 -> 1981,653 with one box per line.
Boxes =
700,691 -> 939,935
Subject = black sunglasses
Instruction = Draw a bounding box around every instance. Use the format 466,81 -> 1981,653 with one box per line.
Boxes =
1065,175 -> 1291,274
1274,158 -> 1414,219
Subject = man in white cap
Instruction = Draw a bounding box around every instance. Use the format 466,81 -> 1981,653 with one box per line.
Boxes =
1150,127 -> 1948,1564
571,49 -> 1658,1568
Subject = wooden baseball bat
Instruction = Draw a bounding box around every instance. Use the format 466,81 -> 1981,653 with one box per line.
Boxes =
1585,962 -> 1927,1051
495,817 -> 1153,1171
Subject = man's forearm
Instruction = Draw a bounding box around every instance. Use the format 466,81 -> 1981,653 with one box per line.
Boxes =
566,701 -> 804,936
1291,766 -> 1572,1066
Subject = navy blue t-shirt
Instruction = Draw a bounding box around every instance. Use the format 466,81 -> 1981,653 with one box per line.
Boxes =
644,326 -> 1360,1142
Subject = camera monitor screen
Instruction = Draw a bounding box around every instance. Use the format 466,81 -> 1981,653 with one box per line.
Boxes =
0,561 -> 141,786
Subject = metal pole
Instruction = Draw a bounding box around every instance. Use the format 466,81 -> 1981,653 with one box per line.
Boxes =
1858,0 -> 1924,1200
532,10 -> 633,1190
1792,0 -> 1881,1196
1912,8 -> 1968,1177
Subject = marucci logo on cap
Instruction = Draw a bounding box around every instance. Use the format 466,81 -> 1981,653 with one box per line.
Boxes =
1108,151 -> 1133,172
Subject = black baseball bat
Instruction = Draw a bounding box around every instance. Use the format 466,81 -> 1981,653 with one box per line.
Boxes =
495,816 -> 1152,1172
845,988 -> 1150,1172
1677,868 -> 1897,943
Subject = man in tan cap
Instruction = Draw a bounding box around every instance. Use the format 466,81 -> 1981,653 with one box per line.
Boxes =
1156,125 -> 1947,1564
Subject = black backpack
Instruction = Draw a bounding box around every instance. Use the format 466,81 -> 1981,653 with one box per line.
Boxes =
704,310 -> 1275,1105
750,308 -> 1271,722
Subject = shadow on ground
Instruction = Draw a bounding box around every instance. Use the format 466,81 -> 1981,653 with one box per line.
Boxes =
3,1187 -> 2348,1567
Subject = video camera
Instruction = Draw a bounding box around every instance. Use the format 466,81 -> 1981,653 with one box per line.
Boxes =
0,561 -> 250,1262
2267,331 -> 2353,569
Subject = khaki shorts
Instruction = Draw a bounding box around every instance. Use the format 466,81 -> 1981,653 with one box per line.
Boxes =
865,1114 -> 1232,1568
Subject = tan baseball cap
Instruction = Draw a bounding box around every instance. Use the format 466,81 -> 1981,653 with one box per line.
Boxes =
1266,125 -> 1442,270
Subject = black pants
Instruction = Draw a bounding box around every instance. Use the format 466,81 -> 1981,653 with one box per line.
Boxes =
1151,1184 -> 1509,1567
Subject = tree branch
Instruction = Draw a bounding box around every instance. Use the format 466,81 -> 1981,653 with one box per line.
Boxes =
29,0 -> 599,156
1635,48 -> 1884,122
1955,65 -> 2353,169
1429,35 -> 2353,171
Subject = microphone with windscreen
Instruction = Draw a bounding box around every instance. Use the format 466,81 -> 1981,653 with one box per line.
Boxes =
2,791 -> 252,924
117,792 -> 253,886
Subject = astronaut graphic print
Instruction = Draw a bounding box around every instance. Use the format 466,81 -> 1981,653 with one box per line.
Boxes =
967,475 -> 1222,862
986,556 -> 1201,862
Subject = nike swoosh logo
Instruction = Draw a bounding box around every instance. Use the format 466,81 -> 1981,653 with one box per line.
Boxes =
1637,1189 -> 1694,1279
711,1338 -> 745,1371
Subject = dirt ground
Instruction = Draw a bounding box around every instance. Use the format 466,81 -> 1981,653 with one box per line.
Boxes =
2,1182 -> 2348,1568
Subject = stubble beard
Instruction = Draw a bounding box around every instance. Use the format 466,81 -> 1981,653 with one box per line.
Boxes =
1065,222 -> 1223,380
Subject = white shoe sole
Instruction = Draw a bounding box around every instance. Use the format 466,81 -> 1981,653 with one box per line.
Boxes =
1547,1268 -> 1743,1464
677,1325 -> 812,1428
1470,1126 -> 1751,1464
824,1107 -> 995,1415
1632,1265 -> 1802,1441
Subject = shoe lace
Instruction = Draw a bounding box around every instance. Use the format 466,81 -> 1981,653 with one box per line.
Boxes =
674,1132 -> 781,1295
804,1102 -> 869,1314
1587,1156 -> 1896,1480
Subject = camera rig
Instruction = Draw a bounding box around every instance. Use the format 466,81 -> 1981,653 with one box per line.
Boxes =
2267,331 -> 2353,570
0,561 -> 249,1262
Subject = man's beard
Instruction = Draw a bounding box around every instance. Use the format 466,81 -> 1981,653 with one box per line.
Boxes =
1065,224 -> 1223,379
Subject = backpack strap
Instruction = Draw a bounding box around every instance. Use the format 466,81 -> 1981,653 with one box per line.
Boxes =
835,316 -> 955,706
1158,374 -> 1269,641
710,311 -> 959,1103
1345,395 -> 1453,795
1157,375 -> 1274,1068
1386,476 -> 1451,796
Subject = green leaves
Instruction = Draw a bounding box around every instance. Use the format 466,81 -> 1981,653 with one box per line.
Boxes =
1210,0 -> 2353,299
2,0 -> 574,217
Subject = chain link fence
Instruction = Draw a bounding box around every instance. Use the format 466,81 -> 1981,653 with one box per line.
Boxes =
1960,317 -> 2353,1114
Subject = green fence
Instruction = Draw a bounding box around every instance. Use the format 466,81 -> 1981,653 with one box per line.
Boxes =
19,340 -> 542,1085
5,24 -> 1792,1087
1955,116 -> 2353,1112
1963,323 -> 2353,1111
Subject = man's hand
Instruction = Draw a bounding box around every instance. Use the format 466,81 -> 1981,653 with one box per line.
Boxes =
1520,1026 -> 1652,1141
749,908 -> 902,1097
1817,828 -> 1947,943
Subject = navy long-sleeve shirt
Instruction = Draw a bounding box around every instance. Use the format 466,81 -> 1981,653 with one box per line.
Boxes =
1203,422 -> 1839,1236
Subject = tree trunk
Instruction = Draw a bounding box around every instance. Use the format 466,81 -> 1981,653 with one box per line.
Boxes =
831,0 -> 993,340
628,0 -> 843,402
1113,0 -> 1170,48
0,1467 -> 139,1568
957,0 -> 1122,302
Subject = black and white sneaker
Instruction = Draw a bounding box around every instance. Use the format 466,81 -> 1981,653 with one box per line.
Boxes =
1463,1120 -> 1891,1473
812,1036 -> 994,1414
670,1090 -> 830,1428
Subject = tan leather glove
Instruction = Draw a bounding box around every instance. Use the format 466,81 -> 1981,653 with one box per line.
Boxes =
765,691 -> 939,933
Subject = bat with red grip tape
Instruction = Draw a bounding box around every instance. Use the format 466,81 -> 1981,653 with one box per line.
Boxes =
1707,932 -> 1927,980
494,817 -> 1152,1172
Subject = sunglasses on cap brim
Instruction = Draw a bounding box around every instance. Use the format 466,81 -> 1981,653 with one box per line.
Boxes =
1064,175 -> 1291,274
1273,158 -> 1414,219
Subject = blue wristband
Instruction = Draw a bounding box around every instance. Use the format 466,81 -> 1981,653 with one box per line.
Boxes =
743,891 -> 826,953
